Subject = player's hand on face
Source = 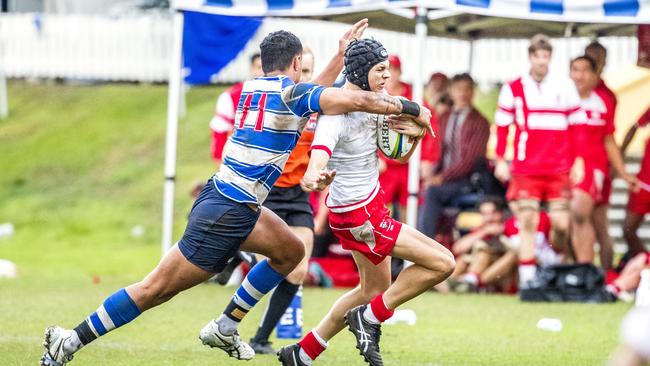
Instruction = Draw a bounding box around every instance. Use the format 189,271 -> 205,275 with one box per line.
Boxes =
387,115 -> 425,138
494,159 -> 511,183
338,19 -> 369,56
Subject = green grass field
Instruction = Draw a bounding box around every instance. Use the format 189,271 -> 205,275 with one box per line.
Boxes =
0,81 -> 632,365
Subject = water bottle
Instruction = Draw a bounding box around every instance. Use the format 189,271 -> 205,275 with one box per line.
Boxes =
0,223 -> 14,239
276,286 -> 303,339
635,269 -> 650,307
536,318 -> 563,332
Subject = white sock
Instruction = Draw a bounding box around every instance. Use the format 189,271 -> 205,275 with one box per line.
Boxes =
606,284 -> 620,296
298,348 -> 314,365
518,264 -> 537,283
462,272 -> 479,285
363,305 -> 380,324
216,314 -> 239,335
62,330 -> 83,355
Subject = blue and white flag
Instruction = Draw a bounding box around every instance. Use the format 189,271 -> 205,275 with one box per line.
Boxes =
182,11 -> 262,84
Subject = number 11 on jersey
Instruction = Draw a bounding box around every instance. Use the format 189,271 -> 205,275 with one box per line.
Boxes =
238,92 -> 268,132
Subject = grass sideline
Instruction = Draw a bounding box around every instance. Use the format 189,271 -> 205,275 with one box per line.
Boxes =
0,82 -> 632,365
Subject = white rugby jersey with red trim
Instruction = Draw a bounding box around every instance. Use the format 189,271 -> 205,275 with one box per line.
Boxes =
311,111 -> 381,213
495,73 -> 587,175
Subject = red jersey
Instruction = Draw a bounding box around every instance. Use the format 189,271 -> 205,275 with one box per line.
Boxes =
210,82 -> 243,161
595,79 -> 617,111
575,89 -> 616,170
636,107 -> 650,186
495,74 -> 587,175
420,106 -> 441,163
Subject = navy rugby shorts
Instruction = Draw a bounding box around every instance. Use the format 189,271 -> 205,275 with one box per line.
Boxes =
262,185 -> 314,230
178,180 -> 260,273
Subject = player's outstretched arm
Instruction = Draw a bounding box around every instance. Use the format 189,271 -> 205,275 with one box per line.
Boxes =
301,150 -> 335,192
318,88 -> 433,131
310,19 -> 368,87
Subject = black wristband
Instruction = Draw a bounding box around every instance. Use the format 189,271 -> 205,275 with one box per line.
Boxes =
401,100 -> 420,117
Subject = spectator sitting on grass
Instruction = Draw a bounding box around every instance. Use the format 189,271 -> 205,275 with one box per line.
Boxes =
450,201 -> 568,293
448,197 -> 508,292
606,251 -> 650,302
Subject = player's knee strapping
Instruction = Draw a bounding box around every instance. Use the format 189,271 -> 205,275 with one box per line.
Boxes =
75,288 -> 141,345
224,259 -> 285,322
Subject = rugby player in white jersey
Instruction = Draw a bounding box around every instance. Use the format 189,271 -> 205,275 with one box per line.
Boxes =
40,24 -> 434,365
278,39 -> 455,366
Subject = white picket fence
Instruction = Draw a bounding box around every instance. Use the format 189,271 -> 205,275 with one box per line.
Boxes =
0,13 -> 639,85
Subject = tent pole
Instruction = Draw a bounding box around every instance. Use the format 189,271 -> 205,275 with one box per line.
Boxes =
468,38 -> 475,74
0,67 -> 7,119
179,78 -> 187,118
162,10 -> 184,256
406,6 -> 427,229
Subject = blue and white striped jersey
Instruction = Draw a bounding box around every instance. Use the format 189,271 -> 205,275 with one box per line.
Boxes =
213,75 -> 325,205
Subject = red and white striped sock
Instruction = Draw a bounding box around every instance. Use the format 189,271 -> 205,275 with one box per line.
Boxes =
364,293 -> 395,324
298,330 -> 327,362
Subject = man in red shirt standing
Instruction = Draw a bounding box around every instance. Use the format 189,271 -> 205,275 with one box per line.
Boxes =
210,53 -> 264,164
582,41 -> 626,270
380,54 -> 412,220
621,107 -> 650,256
494,34 -> 587,288
585,41 -> 618,109
569,55 -> 637,270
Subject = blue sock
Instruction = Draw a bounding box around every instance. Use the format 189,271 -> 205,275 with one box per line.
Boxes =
222,259 -> 285,324
74,288 -> 142,345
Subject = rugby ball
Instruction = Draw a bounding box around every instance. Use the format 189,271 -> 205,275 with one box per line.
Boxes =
376,113 -> 414,159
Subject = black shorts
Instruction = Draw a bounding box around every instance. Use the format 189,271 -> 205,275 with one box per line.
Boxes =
263,185 -> 314,230
178,180 -> 260,273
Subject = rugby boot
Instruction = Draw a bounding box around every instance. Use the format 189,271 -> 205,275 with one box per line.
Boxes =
345,305 -> 384,366
277,343 -> 310,366
199,319 -> 255,360
40,326 -> 75,366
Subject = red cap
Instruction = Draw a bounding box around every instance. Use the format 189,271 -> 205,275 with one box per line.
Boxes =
388,54 -> 401,70
430,72 -> 447,81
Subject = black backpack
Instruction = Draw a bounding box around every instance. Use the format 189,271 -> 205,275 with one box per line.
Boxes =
519,263 -> 613,303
